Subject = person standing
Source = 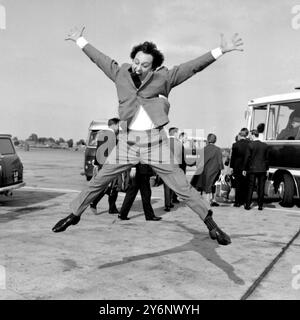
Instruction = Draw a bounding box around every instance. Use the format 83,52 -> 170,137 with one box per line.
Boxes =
52,26 -> 243,246
243,130 -> 269,210
191,133 -> 224,206
163,127 -> 186,211
118,164 -> 161,221
230,128 -> 250,207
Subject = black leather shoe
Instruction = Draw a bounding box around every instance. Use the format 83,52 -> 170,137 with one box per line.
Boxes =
258,206 -> 263,211
109,208 -> 119,214
210,201 -> 220,207
244,205 -> 251,210
209,227 -> 231,245
164,206 -> 171,212
52,214 -> 80,233
145,216 -> 162,221
118,214 -> 130,220
233,203 -> 241,207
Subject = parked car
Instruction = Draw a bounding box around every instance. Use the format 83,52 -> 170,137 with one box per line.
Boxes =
0,134 -> 25,195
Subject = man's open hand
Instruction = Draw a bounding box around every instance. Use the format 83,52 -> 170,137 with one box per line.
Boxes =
220,33 -> 244,53
65,26 -> 85,42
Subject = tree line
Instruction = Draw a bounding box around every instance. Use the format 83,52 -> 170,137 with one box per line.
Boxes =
12,133 -> 86,148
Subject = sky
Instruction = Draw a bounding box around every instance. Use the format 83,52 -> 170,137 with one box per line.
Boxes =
1,0 -> 300,147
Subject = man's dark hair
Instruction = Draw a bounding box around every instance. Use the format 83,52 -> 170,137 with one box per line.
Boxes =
207,133 -> 217,144
130,41 -> 164,70
240,127 -> 249,137
169,127 -> 178,136
257,123 -> 265,133
108,118 -> 120,127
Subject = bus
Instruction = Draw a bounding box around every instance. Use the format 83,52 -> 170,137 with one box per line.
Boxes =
246,90 -> 300,207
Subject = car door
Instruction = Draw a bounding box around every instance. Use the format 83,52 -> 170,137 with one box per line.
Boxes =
0,136 -> 22,187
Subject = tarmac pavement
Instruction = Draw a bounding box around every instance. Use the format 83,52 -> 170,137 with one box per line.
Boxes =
0,186 -> 299,300
0,148 -> 299,300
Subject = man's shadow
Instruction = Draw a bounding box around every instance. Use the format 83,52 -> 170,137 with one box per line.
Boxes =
97,220 -> 258,285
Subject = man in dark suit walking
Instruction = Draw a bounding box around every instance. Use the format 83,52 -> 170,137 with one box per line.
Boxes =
230,128 -> 250,207
243,130 -> 269,210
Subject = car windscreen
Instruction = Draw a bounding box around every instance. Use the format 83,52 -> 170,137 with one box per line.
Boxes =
0,138 -> 15,155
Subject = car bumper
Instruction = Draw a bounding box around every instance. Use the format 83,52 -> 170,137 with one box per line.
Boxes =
0,182 -> 26,194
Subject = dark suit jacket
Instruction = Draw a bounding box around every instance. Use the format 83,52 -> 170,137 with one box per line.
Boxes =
243,140 -> 269,173
191,144 -> 224,192
230,139 -> 250,173
82,44 -> 216,128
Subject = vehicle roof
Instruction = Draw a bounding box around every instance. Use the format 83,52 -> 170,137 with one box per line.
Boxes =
0,134 -> 12,138
88,120 -> 109,131
248,91 -> 300,106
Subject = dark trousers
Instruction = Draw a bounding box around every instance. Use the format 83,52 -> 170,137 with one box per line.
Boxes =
91,188 -> 118,211
234,172 -> 248,205
245,172 -> 267,207
119,169 -> 154,219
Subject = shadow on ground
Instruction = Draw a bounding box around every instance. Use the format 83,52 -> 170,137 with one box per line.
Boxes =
0,190 -> 65,207
97,220 -> 254,286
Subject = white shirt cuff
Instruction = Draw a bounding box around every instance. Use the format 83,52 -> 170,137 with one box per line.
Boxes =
76,37 -> 88,49
211,47 -> 223,60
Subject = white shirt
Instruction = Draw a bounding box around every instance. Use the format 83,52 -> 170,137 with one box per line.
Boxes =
76,37 -> 223,130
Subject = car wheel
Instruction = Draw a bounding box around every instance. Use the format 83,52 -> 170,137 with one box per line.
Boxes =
278,174 -> 295,207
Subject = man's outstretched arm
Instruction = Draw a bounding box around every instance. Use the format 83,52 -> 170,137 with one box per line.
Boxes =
65,26 -> 120,82
167,33 -> 244,90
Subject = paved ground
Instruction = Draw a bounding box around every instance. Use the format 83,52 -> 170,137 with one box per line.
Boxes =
0,148 -> 299,300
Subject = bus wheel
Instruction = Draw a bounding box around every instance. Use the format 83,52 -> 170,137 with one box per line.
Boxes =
278,174 -> 295,207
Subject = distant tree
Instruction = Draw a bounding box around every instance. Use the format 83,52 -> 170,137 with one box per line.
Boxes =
28,133 -> 38,142
76,139 -> 86,146
38,137 -> 47,144
55,138 -> 65,145
48,137 -> 55,143
67,139 -> 73,148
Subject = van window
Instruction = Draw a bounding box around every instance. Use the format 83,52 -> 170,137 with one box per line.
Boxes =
88,131 -> 99,146
251,106 -> 267,131
275,105 -> 299,140
0,138 -> 15,155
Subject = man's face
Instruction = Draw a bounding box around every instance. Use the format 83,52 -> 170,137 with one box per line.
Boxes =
132,51 -> 153,80
291,118 -> 300,128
